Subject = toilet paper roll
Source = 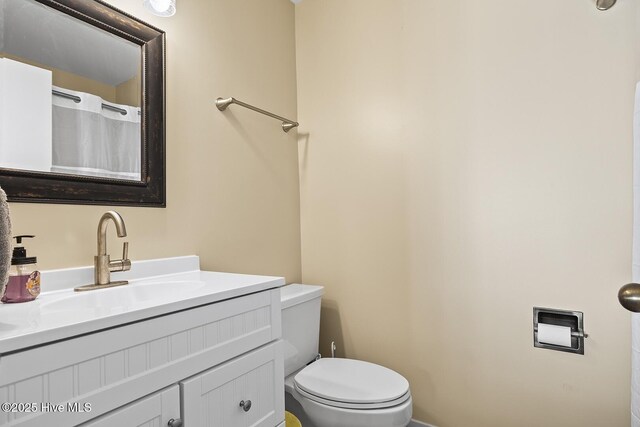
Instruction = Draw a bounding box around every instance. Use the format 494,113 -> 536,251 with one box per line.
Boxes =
538,323 -> 572,347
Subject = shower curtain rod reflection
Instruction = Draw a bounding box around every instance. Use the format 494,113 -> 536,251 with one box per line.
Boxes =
215,97 -> 299,133
52,89 -> 140,116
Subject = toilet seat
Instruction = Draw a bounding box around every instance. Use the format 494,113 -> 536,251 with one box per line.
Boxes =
294,383 -> 411,410
293,358 -> 411,410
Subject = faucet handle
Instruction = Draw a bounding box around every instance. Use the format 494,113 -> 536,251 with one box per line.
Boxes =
120,242 -> 131,272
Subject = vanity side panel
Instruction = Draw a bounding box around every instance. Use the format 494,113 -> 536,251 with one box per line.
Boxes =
270,288 -> 282,341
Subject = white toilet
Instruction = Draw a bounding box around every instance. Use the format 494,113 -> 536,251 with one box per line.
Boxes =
281,284 -> 413,427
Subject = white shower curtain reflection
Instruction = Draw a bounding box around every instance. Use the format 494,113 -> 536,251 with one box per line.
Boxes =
51,85 -> 141,180
632,81 -> 640,427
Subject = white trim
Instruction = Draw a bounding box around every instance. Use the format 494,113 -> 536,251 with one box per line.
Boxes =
408,420 -> 437,427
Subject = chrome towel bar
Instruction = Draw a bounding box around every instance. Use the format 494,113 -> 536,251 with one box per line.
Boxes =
216,97 -> 299,133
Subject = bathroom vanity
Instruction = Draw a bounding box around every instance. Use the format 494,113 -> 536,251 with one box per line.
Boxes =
0,256 -> 285,427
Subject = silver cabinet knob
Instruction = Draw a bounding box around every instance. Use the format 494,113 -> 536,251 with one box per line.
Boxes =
619,283 -> 640,312
239,400 -> 252,412
168,418 -> 183,427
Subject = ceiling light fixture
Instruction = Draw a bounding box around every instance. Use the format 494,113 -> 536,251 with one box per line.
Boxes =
143,0 -> 176,17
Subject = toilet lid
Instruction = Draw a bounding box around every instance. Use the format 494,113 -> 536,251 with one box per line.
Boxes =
294,358 -> 410,407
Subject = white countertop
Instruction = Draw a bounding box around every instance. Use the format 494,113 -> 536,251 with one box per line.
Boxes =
0,256 -> 284,354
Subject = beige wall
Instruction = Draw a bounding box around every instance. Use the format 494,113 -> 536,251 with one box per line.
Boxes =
296,0 -> 640,426
7,0 -> 301,284
116,75 -> 141,107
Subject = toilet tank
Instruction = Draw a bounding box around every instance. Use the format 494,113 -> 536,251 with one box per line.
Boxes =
281,284 -> 324,377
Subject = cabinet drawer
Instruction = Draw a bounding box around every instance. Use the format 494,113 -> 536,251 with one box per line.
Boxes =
80,386 -> 180,427
181,340 -> 284,427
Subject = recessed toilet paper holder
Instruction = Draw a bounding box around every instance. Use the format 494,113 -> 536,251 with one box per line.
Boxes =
533,307 -> 588,355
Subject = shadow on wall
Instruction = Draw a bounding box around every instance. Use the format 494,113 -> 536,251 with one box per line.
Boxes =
297,132 -> 310,171
319,299 -> 345,358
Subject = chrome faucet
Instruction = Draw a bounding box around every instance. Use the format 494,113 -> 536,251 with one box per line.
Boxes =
75,211 -> 131,292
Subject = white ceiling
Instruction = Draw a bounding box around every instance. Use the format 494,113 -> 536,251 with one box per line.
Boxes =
0,0 -> 140,86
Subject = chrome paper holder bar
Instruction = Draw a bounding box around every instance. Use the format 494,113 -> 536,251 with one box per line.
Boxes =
532,327 -> 588,339
216,97 -> 299,133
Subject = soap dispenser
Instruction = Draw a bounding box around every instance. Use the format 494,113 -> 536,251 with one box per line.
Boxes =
1,235 -> 40,303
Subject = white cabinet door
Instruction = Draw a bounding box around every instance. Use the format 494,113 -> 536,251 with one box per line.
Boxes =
181,341 -> 284,427
81,386 -> 180,427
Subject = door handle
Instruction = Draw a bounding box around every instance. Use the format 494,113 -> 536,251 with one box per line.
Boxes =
619,283 -> 640,312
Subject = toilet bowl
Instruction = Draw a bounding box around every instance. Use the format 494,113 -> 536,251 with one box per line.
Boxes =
281,284 -> 413,427
286,358 -> 413,427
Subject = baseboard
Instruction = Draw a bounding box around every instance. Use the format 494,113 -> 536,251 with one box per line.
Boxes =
408,420 -> 437,427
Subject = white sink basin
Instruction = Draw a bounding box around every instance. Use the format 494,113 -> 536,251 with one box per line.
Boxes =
41,280 -> 206,312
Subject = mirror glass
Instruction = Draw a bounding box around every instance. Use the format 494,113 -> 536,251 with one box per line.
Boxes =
0,0 -> 142,181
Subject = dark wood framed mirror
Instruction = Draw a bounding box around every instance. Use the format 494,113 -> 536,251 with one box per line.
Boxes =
0,0 -> 165,207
